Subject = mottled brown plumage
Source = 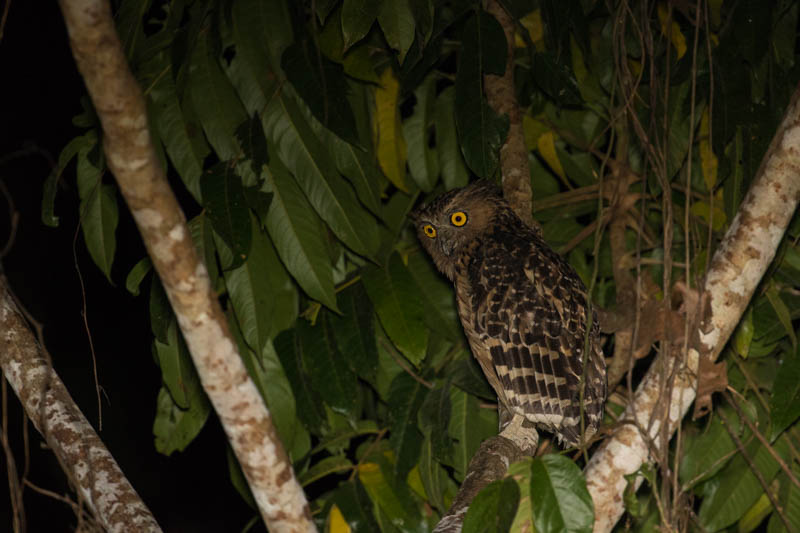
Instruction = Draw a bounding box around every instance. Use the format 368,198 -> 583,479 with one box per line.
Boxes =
411,180 -> 606,448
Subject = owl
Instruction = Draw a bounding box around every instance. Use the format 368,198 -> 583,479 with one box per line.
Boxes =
411,180 -> 606,449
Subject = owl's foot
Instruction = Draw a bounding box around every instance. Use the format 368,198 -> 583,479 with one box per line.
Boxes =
499,412 -> 539,455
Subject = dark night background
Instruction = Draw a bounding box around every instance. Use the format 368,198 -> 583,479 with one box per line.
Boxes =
1,2 -> 264,531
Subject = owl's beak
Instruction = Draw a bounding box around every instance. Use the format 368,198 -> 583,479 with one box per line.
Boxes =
438,237 -> 455,257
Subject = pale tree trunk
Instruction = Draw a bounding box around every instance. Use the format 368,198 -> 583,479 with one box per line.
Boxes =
585,83 -> 800,532
0,276 -> 161,533
56,0 -> 315,531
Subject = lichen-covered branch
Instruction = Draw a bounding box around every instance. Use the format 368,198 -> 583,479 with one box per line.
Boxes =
585,83 -> 800,533
0,276 -> 161,533
56,0 -> 314,530
483,0 -> 534,226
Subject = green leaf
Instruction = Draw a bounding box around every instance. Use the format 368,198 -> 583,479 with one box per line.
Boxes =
263,91 -> 380,259
311,420 -> 380,456
448,387 -> 497,480
231,0 -> 287,96
297,316 -> 361,421
362,253 -> 429,365
435,87 -> 469,189
318,6 -> 380,83
404,74 -> 440,192
765,284 -> 797,349
328,130 -> 384,218
454,12 -> 509,178
125,258 -> 152,296
263,157 -> 338,311
698,434 -> 791,531
679,413 -> 736,488
149,56 -> 209,202
387,372 -> 428,480
532,51 -> 583,106
235,116 -> 269,176
328,282 -> 379,382
331,480 -> 382,533
418,434 -> 452,512
153,384 -> 211,456
733,307 -> 755,358
187,215 -> 220,292
406,251 -> 461,340
357,457 -> 424,532
377,0 -> 415,64
342,0 -> 381,50
767,462 -> 800,533
219,215 -> 297,352
769,344 -> 800,441
273,328 -> 328,435
462,477 -> 520,533
299,454 -> 353,487
45,133 -> 91,227
154,321 -> 193,409
281,40 -> 361,147
418,382 -> 451,462
81,184 -> 119,282
201,163 -> 252,269
530,454 -> 594,533
188,28 -> 248,161
226,446 -> 257,509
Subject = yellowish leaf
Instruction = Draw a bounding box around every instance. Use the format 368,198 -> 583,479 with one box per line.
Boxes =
327,504 -> 352,533
522,115 -> 548,151
657,3 -> 687,60
570,35 -> 588,85
374,68 -> 408,191
407,464 -> 427,500
699,109 -> 718,190
537,131 -> 565,179
690,201 -> 726,231
515,9 -> 543,48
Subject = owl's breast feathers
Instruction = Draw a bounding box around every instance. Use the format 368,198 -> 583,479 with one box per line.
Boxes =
454,224 -> 606,447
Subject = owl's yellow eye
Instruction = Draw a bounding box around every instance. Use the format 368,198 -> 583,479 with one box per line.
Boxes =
450,211 -> 468,227
423,224 -> 437,238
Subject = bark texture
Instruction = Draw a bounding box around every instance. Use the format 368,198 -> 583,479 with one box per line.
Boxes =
0,276 -> 161,533
584,83 -> 800,533
484,0 -> 534,226
56,0 -> 314,530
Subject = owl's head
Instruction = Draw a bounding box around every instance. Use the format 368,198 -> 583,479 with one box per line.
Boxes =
410,180 -> 512,279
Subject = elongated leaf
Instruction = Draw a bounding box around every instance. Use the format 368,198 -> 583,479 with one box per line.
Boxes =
374,68 -> 408,191
44,133 -> 93,227
462,477 -> 520,533
362,253 -> 429,365
454,12 -> 509,178
530,454 -> 594,533
188,215 -> 221,293
698,435 -> 791,531
435,87 -> 469,189
765,284 -> 797,349
264,157 -> 338,311
418,382 -> 451,462
679,413 -> 736,487
154,321 -> 193,409
342,0 -> 381,50
81,184 -> 119,282
358,460 -> 424,532
767,462 -> 800,533
769,344 -> 800,441
328,282 -> 379,382
231,0 -> 286,97
125,258 -> 152,296
318,8 -> 380,83
297,316 -> 360,421
219,215 -> 297,352
201,163 -> 251,269
263,91 -> 380,259
273,328 -> 327,435
299,455 -> 353,487
418,434 -> 451,512
148,56 -> 208,202
282,40 -> 360,147
377,0 -> 415,63
332,480 -> 382,533
188,29 -> 248,161
387,372 -> 428,479
404,74 -> 439,192
406,251 -> 461,340
447,388 -> 497,480
328,132 -> 384,217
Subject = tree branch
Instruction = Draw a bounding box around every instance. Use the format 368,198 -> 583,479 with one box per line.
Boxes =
585,82 -> 800,533
56,0 -> 314,530
0,276 -> 160,533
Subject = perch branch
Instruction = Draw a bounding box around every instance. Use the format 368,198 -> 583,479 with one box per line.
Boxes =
56,0 -> 314,530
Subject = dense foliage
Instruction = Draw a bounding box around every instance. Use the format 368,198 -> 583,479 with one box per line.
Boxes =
49,0 -> 800,531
